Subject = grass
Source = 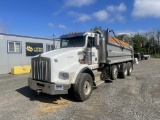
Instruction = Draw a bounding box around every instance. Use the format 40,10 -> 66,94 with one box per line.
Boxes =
151,54 -> 160,58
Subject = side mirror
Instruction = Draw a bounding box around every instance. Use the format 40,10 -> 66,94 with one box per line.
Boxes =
94,34 -> 99,46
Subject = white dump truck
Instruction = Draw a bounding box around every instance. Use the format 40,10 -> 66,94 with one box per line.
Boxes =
28,27 -> 134,101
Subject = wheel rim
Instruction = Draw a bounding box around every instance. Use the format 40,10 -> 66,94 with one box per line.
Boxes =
124,68 -> 127,75
83,80 -> 91,95
129,67 -> 132,73
113,68 -> 118,78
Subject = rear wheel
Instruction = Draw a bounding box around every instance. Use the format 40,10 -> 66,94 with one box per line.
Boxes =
127,62 -> 132,76
73,73 -> 93,101
110,65 -> 118,80
119,63 -> 127,79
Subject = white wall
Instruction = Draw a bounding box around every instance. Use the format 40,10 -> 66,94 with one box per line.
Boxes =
0,33 -> 58,74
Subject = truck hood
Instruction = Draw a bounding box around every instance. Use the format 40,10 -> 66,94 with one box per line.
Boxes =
40,48 -> 83,59
40,48 -> 85,84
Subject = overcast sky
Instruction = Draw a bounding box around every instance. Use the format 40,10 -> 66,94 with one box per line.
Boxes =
0,0 -> 160,38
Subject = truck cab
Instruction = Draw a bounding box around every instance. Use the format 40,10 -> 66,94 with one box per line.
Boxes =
60,32 -> 99,67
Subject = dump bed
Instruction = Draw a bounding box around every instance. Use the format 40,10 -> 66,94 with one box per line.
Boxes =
106,37 -> 133,64
109,36 -> 130,48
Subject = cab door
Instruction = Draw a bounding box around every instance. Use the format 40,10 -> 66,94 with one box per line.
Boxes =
87,37 -> 99,68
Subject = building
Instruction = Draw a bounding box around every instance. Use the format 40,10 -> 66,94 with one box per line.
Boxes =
0,33 -> 60,74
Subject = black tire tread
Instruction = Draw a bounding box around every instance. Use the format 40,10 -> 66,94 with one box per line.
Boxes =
127,62 -> 132,76
73,73 -> 93,101
119,63 -> 127,79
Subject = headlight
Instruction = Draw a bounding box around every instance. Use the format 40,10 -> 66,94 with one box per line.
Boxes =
59,72 -> 69,80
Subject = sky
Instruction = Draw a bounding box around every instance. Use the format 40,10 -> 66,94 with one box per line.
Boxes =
0,0 -> 160,38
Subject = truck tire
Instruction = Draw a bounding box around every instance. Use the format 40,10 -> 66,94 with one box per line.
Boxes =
127,62 -> 132,76
119,63 -> 127,79
145,57 -> 148,60
110,65 -> 118,80
73,73 -> 93,101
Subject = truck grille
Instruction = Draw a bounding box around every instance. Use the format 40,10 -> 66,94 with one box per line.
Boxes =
31,57 -> 51,82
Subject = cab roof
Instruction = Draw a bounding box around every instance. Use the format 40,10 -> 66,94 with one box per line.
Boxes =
60,32 -> 87,38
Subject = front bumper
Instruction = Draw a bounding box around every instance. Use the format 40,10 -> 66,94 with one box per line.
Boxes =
28,78 -> 70,95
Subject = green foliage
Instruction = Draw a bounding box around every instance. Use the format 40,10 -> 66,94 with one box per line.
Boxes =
151,54 -> 160,58
117,34 -> 133,46
117,30 -> 160,58
117,34 -> 124,41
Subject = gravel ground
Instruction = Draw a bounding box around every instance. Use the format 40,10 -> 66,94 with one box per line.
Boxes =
0,59 -> 160,120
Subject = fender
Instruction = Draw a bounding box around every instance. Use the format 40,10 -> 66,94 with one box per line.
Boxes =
74,67 -> 95,85
58,63 -> 92,84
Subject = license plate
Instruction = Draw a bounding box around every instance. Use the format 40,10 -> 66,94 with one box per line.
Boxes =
55,85 -> 63,91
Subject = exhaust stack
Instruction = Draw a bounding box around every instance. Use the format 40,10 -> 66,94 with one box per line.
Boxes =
98,30 -> 109,63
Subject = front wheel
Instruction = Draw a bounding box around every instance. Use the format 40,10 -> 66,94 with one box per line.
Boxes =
73,73 -> 93,101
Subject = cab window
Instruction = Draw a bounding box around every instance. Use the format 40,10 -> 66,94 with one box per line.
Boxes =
87,37 -> 95,47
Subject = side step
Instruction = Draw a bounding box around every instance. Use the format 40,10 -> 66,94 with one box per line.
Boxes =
93,71 -> 105,86
95,79 -> 105,86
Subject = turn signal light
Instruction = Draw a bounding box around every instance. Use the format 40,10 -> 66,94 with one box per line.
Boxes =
69,32 -> 77,34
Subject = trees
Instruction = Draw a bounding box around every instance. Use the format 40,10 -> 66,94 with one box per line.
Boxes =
117,34 -> 133,46
145,30 -> 160,56
117,29 -> 160,58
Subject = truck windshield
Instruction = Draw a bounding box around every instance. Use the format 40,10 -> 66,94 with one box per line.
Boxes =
60,36 -> 85,48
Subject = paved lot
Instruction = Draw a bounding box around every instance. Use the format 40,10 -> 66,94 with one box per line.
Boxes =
0,59 -> 160,120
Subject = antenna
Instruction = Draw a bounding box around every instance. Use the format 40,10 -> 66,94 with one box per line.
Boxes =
53,34 -> 55,50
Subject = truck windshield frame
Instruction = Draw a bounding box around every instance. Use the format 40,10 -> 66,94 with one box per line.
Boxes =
60,36 -> 85,48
